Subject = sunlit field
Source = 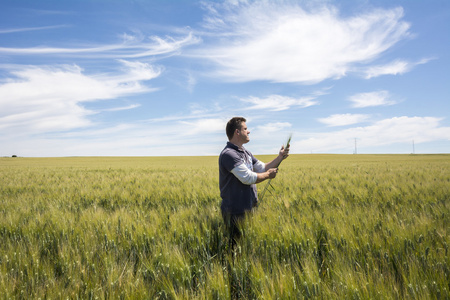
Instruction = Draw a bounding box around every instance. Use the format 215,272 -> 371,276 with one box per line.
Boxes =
1,154 -> 448,299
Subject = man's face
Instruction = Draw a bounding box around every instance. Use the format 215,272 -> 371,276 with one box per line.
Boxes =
237,122 -> 250,144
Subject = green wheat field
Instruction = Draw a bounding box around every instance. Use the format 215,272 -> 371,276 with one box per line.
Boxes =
1,154 -> 448,299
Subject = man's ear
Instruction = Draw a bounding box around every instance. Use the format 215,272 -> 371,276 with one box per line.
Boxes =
235,129 -> 240,135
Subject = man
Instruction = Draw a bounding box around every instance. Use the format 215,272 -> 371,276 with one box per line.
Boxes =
219,117 -> 290,248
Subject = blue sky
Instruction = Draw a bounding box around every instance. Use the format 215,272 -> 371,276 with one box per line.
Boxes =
1,0 -> 449,156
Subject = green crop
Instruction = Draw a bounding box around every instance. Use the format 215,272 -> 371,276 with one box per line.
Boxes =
0,154 -> 448,299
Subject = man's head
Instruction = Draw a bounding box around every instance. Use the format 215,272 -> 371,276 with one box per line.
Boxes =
226,117 -> 250,145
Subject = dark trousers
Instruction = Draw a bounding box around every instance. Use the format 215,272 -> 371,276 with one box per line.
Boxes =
221,211 -> 246,250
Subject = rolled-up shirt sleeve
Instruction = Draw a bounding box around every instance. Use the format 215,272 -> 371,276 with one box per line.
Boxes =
231,163 -> 257,185
253,160 -> 266,173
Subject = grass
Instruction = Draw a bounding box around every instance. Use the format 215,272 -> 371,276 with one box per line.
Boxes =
0,154 -> 449,299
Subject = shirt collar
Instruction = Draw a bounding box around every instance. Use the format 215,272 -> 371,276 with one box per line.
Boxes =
227,141 -> 245,152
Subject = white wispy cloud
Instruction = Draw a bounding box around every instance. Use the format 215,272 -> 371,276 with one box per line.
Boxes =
318,114 -> 370,127
0,60 -> 160,133
0,25 -> 68,34
0,32 -> 199,58
197,1 -> 410,83
240,95 -> 318,111
348,91 -> 396,108
256,122 -> 292,133
179,118 -> 226,135
113,60 -> 162,83
101,104 -> 141,112
364,58 -> 433,79
296,116 -> 450,153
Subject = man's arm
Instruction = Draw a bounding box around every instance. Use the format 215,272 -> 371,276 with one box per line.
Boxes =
231,164 -> 278,185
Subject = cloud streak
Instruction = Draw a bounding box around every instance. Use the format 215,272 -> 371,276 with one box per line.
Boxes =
240,95 -> 318,111
0,25 -> 68,34
364,58 -> 433,79
255,122 -> 292,133
348,91 -> 395,108
179,118 -> 226,136
0,32 -> 199,58
100,104 -> 141,112
318,114 -> 370,127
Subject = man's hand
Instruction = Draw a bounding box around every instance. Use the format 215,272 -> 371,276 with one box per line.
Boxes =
256,168 -> 278,183
279,144 -> 290,160
267,168 -> 278,179
264,145 -> 290,171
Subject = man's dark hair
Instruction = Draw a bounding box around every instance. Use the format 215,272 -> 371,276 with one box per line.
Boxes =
226,117 -> 246,140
